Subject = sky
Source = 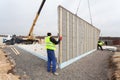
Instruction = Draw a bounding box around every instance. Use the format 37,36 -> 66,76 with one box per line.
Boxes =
0,0 -> 120,37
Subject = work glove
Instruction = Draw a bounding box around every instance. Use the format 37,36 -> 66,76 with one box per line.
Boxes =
59,36 -> 62,40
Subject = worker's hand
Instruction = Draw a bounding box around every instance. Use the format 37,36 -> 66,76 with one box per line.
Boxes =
59,36 -> 62,40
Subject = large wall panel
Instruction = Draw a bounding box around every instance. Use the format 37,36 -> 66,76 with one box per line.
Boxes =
58,6 -> 100,69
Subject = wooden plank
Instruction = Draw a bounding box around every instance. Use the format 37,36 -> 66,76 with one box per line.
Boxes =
66,12 -> 69,60
11,47 -> 18,55
76,18 -> 79,56
72,15 -> 74,58
58,7 -> 63,64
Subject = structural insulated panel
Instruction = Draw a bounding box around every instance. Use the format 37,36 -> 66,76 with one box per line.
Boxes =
58,6 -> 100,68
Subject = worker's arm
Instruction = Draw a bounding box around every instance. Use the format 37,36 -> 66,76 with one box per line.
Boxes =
50,37 -> 60,45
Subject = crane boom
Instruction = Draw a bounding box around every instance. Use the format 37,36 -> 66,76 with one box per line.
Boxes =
28,0 -> 46,40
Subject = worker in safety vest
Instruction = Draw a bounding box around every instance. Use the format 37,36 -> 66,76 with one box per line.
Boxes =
97,40 -> 104,50
45,32 -> 62,76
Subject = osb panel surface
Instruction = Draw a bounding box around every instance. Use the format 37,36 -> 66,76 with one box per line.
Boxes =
58,6 -> 100,63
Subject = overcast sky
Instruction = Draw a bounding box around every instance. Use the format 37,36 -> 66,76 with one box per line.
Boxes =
0,0 -> 120,37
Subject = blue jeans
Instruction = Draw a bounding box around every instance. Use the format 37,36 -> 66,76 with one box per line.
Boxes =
47,49 -> 56,73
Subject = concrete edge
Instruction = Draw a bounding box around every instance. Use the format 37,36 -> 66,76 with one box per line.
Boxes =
16,45 -> 47,61
59,49 -> 96,69
17,45 -> 96,69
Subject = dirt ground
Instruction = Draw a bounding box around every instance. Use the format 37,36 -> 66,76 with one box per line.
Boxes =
0,45 -> 20,80
108,46 -> 120,80
2,45 -> 114,80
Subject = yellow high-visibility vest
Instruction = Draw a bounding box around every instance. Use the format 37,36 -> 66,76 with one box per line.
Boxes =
98,41 -> 104,46
98,42 -> 103,46
45,36 -> 56,50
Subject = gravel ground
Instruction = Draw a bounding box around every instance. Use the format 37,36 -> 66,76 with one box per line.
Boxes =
3,46 -> 113,80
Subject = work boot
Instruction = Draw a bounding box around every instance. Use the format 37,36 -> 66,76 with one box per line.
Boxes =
53,72 -> 59,76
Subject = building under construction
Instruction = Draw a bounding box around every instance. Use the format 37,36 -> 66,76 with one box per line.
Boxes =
0,3 -> 120,80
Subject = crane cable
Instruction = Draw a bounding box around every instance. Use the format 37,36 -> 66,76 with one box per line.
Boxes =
75,0 -> 82,15
75,0 -> 93,25
87,0 -> 93,25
